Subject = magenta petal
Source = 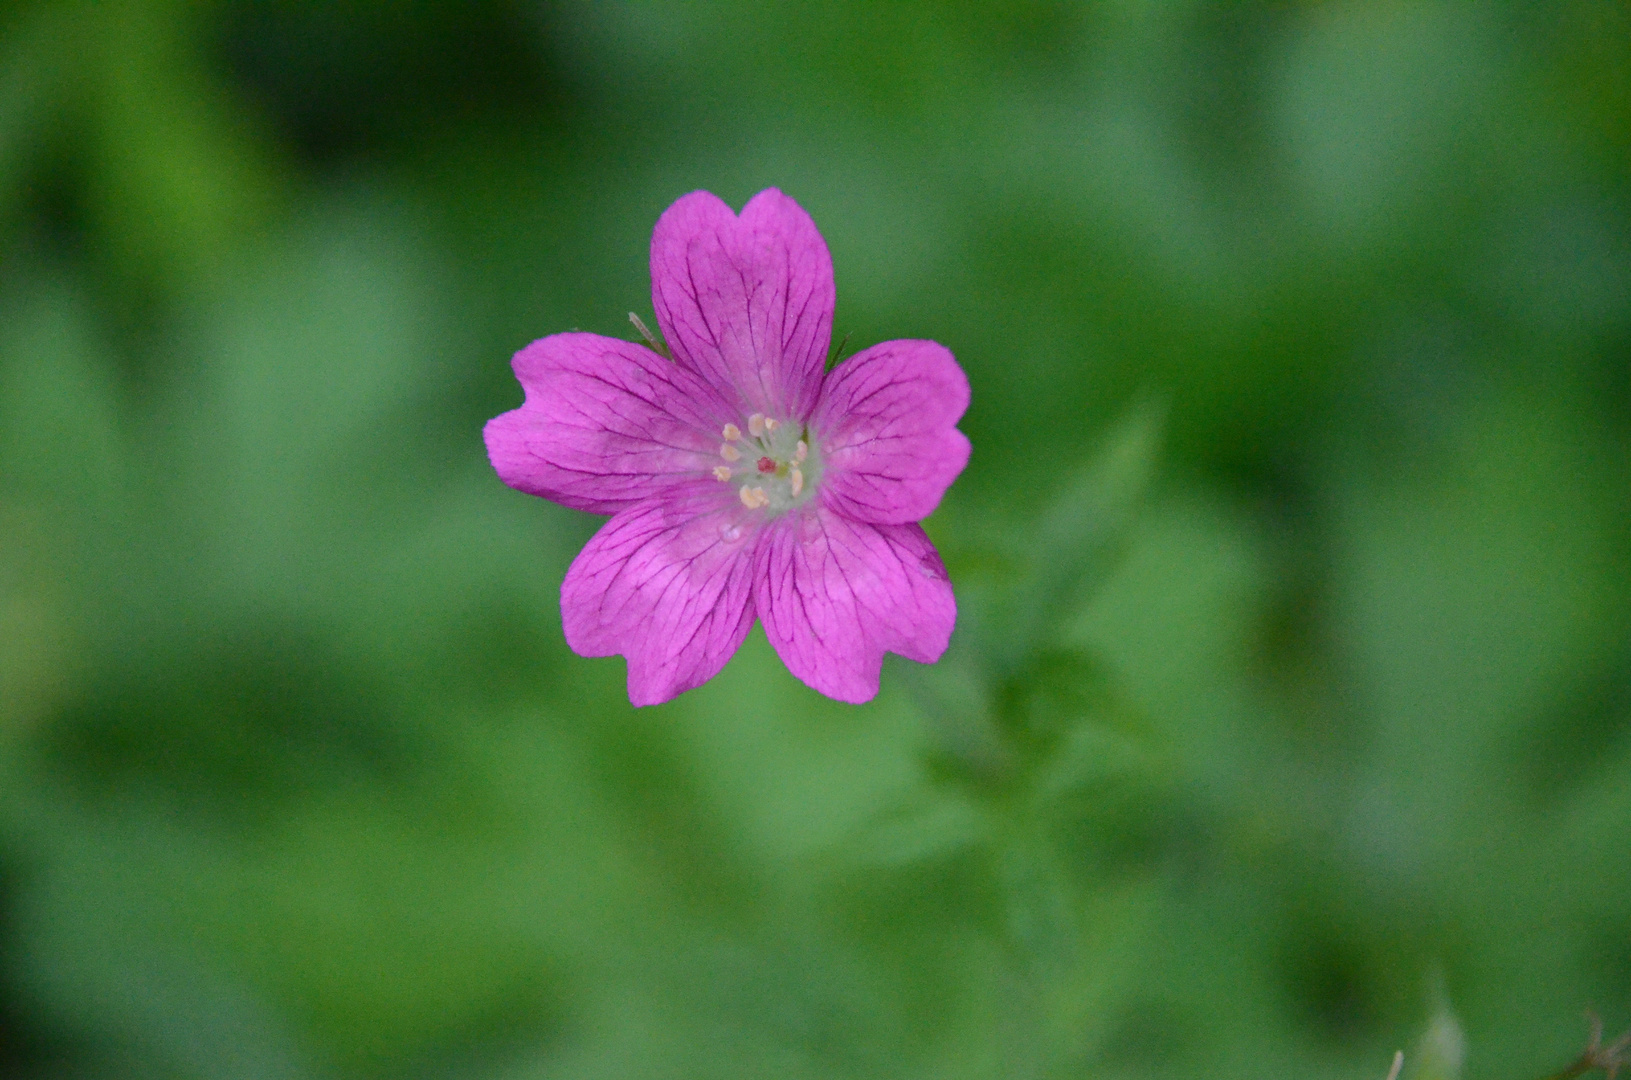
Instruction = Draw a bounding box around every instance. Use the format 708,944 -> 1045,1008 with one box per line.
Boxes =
484,332 -> 733,514
650,189 -> 834,421
812,339 -> 971,524
754,510 -> 955,704
561,483 -> 758,706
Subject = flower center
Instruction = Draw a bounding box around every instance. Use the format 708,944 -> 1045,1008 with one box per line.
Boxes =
711,413 -> 819,513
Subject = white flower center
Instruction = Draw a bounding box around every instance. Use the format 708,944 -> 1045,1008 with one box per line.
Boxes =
711,413 -> 819,513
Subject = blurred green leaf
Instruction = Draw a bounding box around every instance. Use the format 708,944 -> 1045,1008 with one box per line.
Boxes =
990,399 -> 1166,678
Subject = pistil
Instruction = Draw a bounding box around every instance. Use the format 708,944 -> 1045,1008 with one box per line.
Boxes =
711,415 -> 820,512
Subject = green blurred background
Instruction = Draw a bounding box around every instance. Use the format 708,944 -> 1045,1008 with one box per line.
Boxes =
2,1 -> 1630,1077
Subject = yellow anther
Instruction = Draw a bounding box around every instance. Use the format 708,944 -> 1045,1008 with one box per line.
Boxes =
764,417 -> 778,432
794,440 -> 808,463
789,467 -> 804,497
722,423 -> 741,441
720,443 -> 741,462
712,465 -> 732,481
748,413 -> 766,437
739,485 -> 769,509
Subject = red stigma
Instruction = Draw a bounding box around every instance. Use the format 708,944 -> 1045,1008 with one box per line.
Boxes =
756,456 -> 777,474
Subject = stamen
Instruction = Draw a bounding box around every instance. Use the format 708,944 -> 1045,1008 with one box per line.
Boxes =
757,456 -> 777,474
794,440 -> 808,463
748,413 -> 766,437
722,423 -> 741,441
740,486 -> 769,509
712,465 -> 732,481
764,417 -> 778,432
789,467 -> 804,496
720,444 -> 741,462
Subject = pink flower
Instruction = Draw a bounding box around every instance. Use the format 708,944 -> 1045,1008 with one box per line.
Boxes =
484,189 -> 970,705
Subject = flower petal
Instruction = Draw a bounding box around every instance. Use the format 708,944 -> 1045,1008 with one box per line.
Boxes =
650,189 -> 834,421
484,332 -> 733,514
754,510 -> 955,703
561,483 -> 759,706
812,340 -> 971,524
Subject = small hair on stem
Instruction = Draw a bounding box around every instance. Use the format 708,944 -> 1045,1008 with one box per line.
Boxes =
1538,1012 -> 1630,1080
1384,1050 -> 1404,1080
629,312 -> 668,359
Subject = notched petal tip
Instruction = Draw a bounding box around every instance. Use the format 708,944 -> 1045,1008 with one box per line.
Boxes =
754,514 -> 956,704
486,332 -> 730,514
813,339 -> 973,525
561,489 -> 758,707
650,187 -> 834,421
